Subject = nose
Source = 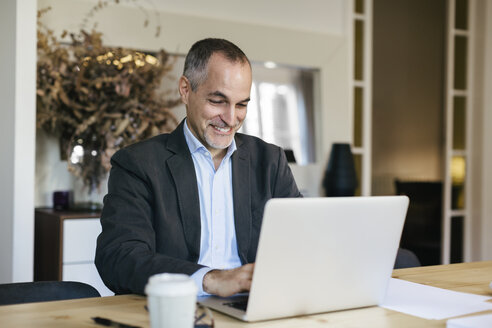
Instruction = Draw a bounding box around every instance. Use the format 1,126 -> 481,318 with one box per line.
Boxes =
220,105 -> 236,127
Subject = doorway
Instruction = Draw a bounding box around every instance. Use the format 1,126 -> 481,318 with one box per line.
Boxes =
372,0 -> 447,265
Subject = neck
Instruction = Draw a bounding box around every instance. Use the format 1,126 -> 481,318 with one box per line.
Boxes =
210,148 -> 227,170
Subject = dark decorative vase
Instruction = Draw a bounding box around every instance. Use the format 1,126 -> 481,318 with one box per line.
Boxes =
322,143 -> 358,196
67,132 -> 104,211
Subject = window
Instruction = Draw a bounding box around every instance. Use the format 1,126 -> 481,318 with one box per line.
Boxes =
240,64 -> 318,165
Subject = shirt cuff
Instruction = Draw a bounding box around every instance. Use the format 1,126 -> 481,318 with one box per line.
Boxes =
191,267 -> 213,296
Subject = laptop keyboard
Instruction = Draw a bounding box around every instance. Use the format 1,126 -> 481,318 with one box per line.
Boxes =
223,296 -> 249,311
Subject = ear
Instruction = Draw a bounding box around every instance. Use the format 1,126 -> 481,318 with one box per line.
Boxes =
178,76 -> 191,105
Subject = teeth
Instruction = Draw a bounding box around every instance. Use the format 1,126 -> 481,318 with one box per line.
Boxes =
214,125 -> 231,133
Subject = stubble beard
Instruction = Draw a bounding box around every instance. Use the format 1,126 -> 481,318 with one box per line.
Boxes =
203,120 -> 242,150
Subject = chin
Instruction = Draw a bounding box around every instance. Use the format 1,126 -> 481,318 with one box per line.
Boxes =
205,135 -> 234,150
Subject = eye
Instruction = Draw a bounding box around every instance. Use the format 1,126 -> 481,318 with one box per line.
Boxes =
208,99 -> 224,104
237,103 -> 248,108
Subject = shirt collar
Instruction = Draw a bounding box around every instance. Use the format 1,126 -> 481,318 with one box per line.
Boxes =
183,118 -> 237,159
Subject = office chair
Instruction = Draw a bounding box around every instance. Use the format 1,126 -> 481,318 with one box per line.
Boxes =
395,180 -> 442,265
394,248 -> 421,269
0,281 -> 101,306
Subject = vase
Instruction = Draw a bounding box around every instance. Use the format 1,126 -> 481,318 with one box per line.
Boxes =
67,132 -> 104,211
322,143 -> 358,197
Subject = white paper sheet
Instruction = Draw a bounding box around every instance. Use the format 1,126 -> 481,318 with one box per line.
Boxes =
447,313 -> 492,328
380,278 -> 492,320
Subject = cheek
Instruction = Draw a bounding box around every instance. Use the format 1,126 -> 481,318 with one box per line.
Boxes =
237,109 -> 247,121
191,102 -> 213,122
202,103 -> 222,119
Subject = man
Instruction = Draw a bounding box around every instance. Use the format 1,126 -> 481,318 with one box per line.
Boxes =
95,38 -> 301,297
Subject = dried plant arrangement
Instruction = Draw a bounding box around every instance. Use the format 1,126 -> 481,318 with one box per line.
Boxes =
36,2 -> 180,193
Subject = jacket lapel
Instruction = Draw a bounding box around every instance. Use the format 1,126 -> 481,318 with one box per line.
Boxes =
166,121 -> 201,261
232,135 -> 251,263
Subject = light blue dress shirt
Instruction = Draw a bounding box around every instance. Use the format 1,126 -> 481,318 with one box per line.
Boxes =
183,120 -> 243,296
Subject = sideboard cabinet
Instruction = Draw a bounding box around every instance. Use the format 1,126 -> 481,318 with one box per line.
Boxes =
34,208 -> 113,296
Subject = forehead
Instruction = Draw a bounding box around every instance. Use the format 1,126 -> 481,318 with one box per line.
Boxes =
201,53 -> 252,91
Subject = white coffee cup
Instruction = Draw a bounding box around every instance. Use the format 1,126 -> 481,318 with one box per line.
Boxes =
145,273 -> 198,328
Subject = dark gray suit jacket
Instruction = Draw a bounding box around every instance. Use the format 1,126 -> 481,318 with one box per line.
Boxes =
95,121 -> 301,294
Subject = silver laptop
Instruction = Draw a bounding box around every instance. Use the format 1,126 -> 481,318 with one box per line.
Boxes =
198,196 -> 409,322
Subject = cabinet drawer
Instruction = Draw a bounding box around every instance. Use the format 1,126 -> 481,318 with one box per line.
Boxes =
63,218 -> 101,263
63,262 -> 114,296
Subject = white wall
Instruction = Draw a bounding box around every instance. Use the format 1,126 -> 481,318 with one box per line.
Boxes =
0,0 -> 37,283
0,0 -> 16,283
35,0 -> 351,204
107,0 -> 346,36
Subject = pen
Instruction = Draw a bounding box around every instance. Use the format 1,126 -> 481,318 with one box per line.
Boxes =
91,316 -> 142,328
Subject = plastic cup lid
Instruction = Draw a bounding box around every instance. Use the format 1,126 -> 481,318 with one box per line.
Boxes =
145,273 -> 198,297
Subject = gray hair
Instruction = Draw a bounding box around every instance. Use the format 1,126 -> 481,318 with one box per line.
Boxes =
183,38 -> 250,91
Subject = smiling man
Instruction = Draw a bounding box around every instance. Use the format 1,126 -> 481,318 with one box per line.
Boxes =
96,38 -> 301,297
180,46 -> 251,169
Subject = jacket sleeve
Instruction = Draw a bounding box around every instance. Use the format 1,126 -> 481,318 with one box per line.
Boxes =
95,148 -> 204,295
272,147 -> 303,198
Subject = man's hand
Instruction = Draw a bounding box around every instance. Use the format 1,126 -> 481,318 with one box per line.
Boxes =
202,263 -> 255,297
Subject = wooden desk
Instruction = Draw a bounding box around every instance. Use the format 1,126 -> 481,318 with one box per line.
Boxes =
1,261 -> 491,327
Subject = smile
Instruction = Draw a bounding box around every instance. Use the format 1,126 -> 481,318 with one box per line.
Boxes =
211,125 -> 232,133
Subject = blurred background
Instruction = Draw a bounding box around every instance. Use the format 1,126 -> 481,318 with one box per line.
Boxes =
1,0 -> 492,287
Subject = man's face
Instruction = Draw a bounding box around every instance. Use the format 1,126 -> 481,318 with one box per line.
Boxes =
179,53 -> 252,155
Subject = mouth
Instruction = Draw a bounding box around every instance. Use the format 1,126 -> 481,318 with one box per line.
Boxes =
210,124 -> 233,134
